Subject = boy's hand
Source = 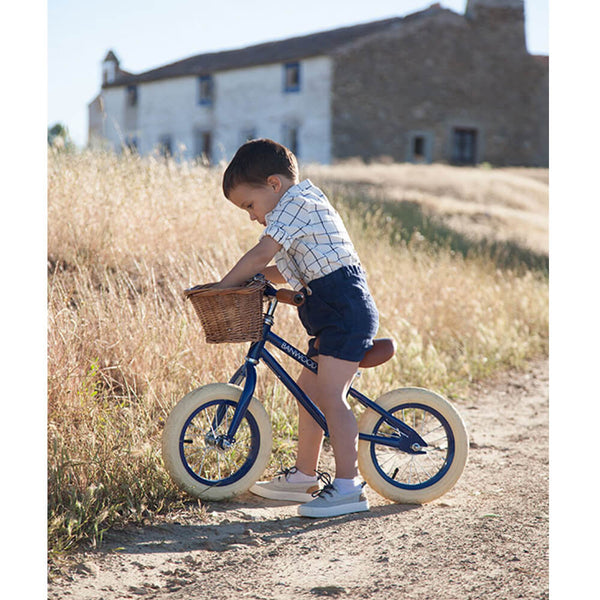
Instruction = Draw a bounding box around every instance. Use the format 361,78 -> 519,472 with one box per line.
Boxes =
214,236 -> 281,289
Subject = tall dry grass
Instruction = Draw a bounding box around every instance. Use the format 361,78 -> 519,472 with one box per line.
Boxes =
307,162 -> 549,255
48,149 -> 548,559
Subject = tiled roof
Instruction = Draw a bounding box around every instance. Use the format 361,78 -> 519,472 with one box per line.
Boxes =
104,5 -> 446,88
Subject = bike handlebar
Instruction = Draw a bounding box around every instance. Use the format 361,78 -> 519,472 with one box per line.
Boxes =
275,288 -> 305,306
261,279 -> 305,306
249,275 -> 305,306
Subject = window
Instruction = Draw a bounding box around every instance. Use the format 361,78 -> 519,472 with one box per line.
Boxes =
158,135 -> 172,157
283,62 -> 301,92
194,130 -> 212,163
413,136 -> 425,160
240,128 -> 257,144
451,128 -> 478,165
282,124 -> 299,156
198,75 -> 214,105
127,85 -> 138,107
125,135 -> 138,153
407,131 -> 432,163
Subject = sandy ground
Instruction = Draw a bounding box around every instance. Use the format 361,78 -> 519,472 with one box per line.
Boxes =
49,359 -> 548,600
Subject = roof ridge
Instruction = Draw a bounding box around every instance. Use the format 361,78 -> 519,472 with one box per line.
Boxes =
196,15 -> 401,59
104,5 -> 449,88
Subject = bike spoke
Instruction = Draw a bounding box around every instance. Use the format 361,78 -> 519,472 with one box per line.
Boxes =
422,423 -> 445,439
181,400 -> 254,482
377,450 -> 399,472
414,456 -> 432,482
197,447 -> 209,476
371,402 -> 454,489
426,435 -> 449,450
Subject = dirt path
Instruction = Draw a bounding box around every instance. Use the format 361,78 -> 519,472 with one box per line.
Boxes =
49,360 -> 549,600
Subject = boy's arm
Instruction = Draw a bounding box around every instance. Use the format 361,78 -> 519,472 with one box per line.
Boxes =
261,265 -> 286,284
214,236 -> 282,289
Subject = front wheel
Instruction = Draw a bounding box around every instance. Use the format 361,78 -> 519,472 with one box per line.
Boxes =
162,383 -> 272,500
358,387 -> 468,504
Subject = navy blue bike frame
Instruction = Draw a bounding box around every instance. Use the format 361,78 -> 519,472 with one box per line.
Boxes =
222,301 -> 427,455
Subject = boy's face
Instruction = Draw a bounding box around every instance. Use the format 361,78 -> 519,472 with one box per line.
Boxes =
228,176 -> 292,226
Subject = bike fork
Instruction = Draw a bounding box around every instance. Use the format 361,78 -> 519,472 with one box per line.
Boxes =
215,358 -> 258,448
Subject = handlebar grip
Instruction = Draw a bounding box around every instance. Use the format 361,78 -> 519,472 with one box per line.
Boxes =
275,289 -> 305,306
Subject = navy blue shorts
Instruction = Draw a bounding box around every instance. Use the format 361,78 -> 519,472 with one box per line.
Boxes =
297,265 -> 379,363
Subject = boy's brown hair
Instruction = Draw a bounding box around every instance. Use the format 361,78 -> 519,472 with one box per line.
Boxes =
222,138 -> 299,198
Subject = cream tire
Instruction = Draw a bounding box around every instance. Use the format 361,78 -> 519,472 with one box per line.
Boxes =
162,383 -> 272,500
358,387 -> 468,504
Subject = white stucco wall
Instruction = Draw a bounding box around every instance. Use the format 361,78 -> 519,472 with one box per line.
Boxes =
213,56 -> 333,164
95,56 -> 333,164
100,87 -> 128,148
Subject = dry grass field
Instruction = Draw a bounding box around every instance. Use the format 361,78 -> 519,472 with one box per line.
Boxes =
307,161 -> 548,256
47,149 -> 548,561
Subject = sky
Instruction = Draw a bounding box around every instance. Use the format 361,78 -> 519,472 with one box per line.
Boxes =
48,0 -> 549,148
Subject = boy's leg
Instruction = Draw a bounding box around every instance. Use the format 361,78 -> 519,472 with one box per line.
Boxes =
259,354 -> 359,480
297,354 -> 369,517
249,363 -> 323,503
294,363 -> 324,476
311,355 -> 360,479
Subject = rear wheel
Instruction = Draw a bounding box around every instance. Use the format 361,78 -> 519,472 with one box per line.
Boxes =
162,383 -> 272,500
358,387 -> 468,504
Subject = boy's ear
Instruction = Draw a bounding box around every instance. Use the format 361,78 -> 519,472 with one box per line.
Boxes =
266,175 -> 281,192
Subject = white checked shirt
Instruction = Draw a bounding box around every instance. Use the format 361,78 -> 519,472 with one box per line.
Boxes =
260,179 -> 361,291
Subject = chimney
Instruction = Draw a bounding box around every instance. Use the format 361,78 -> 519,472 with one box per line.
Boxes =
466,0 -> 524,19
102,50 -> 120,85
465,0 -> 526,52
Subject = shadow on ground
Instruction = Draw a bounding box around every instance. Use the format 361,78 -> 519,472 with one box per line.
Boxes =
99,493 -> 420,556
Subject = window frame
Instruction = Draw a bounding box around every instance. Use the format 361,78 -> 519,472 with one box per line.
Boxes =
158,134 -> 173,158
451,127 -> 478,165
126,85 -> 138,107
407,131 -> 433,164
240,128 -> 257,144
283,62 -> 301,93
282,123 -> 300,157
194,129 -> 212,164
125,135 -> 139,153
198,74 -> 214,106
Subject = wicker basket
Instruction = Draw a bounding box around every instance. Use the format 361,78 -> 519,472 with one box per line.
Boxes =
184,280 -> 266,343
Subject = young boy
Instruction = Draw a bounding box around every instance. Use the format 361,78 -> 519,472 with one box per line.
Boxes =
215,139 -> 379,517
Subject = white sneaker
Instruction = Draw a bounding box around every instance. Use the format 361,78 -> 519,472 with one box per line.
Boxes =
250,467 -> 319,503
298,474 -> 369,518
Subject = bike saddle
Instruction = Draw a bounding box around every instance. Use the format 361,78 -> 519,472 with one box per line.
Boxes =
359,338 -> 397,368
312,336 -> 396,368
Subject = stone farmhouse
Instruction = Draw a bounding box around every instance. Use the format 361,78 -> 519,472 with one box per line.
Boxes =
88,0 -> 548,166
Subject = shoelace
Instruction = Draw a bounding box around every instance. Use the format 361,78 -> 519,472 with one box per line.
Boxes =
275,465 -> 298,481
277,467 -> 363,499
276,466 -> 329,492
311,470 -> 335,498
310,471 -> 367,498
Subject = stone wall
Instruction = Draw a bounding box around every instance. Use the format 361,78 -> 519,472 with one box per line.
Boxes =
331,7 -> 548,166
